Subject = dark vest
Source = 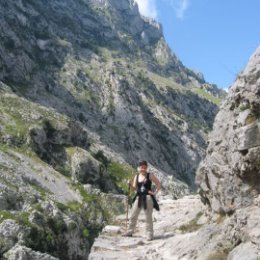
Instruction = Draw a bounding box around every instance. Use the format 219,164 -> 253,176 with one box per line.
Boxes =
132,173 -> 159,211
137,172 -> 152,195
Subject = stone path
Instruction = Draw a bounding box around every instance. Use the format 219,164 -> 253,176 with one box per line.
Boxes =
89,195 -> 205,260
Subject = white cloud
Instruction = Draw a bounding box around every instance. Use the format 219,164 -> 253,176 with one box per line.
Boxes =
223,87 -> 229,92
134,0 -> 158,19
176,0 -> 189,19
164,0 -> 190,19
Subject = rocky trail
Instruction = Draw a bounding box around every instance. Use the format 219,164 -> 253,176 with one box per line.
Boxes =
89,195 -> 206,260
89,192 -> 260,260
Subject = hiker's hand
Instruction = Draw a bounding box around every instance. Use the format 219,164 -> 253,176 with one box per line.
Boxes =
148,190 -> 155,196
127,180 -> 132,187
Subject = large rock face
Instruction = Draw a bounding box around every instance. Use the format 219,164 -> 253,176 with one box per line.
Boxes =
197,46 -> 260,214
0,0 -> 224,187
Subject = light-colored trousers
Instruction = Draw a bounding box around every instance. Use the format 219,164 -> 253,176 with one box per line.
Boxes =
128,195 -> 153,238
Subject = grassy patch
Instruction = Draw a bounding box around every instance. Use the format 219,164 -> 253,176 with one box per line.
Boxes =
73,183 -> 98,201
65,146 -> 77,158
206,249 -> 229,260
178,212 -> 203,233
0,211 -> 16,223
148,72 -> 184,92
0,210 -> 32,227
216,214 -> 226,224
16,212 -> 31,227
33,203 -> 44,213
66,200 -> 82,213
0,95 -> 35,139
108,161 -> 135,194
56,202 -> 68,212
27,179 -> 50,197
193,88 -> 221,105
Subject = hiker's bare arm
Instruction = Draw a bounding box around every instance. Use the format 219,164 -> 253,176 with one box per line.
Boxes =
148,173 -> 161,195
132,175 -> 137,190
128,175 -> 137,190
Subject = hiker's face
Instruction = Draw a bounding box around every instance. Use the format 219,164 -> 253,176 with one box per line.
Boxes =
140,165 -> 147,173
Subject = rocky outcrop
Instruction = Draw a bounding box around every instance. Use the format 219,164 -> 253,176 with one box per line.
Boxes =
70,148 -> 118,192
71,148 -> 101,184
4,245 -> 58,260
0,150 -> 126,259
197,46 -> 260,214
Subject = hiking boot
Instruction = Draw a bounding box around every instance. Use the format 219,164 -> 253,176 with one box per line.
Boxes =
122,231 -> 132,237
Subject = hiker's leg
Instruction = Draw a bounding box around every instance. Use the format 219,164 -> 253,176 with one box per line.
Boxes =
144,195 -> 154,239
127,197 -> 141,234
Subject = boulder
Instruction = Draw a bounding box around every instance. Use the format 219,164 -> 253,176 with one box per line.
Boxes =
103,225 -> 121,235
71,148 -> 101,184
3,245 -> 58,260
227,242 -> 259,260
0,220 -> 24,255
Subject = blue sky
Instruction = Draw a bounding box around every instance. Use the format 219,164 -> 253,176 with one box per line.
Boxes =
134,0 -> 260,89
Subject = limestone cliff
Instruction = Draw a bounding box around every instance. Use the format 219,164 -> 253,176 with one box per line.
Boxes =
197,46 -> 260,214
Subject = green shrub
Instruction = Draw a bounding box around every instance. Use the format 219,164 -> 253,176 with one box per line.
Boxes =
42,119 -> 56,139
47,217 -> 67,235
68,222 -> 77,231
56,202 -> 68,212
26,216 -> 69,259
108,161 -> 135,194
17,212 -> 31,227
0,211 -> 15,223
92,150 -> 110,169
67,201 -> 82,213
33,203 -> 44,213
82,228 -> 89,238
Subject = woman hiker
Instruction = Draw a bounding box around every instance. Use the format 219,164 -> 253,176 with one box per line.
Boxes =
123,160 -> 161,241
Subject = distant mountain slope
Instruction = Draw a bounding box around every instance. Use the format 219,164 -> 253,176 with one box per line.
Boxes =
0,0 -> 225,185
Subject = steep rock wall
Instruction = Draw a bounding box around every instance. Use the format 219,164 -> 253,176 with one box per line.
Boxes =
197,46 -> 260,214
